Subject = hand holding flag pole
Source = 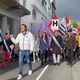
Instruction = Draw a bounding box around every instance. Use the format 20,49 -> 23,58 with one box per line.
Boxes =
0,29 -> 11,54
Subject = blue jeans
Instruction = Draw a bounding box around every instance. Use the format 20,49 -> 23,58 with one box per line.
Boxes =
66,49 -> 73,64
40,50 -> 47,64
19,50 -> 32,75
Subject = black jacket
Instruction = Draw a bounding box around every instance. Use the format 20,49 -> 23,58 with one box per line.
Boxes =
50,35 -> 64,54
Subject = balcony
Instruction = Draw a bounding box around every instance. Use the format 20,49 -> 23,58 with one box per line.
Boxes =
0,0 -> 30,17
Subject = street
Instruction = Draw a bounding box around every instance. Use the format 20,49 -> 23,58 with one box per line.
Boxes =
0,0 -> 80,80
0,60 -> 80,80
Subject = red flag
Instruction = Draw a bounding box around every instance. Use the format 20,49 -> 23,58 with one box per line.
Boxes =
65,16 -> 69,24
65,16 -> 69,30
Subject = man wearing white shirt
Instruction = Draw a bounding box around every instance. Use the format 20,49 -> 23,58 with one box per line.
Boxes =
10,24 -> 34,80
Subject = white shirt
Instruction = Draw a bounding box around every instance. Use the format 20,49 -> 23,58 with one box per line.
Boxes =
11,31 -> 34,51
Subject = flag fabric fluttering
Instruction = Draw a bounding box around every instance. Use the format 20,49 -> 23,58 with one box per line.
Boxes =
65,16 -> 69,30
58,18 -> 66,36
69,18 -> 80,34
69,19 -> 77,28
48,15 -> 80,35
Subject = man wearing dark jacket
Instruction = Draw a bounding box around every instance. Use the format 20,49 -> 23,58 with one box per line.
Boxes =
65,29 -> 77,65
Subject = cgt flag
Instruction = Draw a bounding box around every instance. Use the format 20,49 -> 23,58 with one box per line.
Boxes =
48,15 -> 59,34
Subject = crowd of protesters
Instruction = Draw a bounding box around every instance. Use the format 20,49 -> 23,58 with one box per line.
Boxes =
0,24 -> 80,80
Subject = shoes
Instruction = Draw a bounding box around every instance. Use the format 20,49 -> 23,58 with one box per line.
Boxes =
17,70 -> 32,80
37,58 -> 40,61
53,62 -> 60,66
53,63 -> 57,65
41,62 -> 43,65
32,61 -> 35,63
28,70 -> 32,75
57,63 -> 60,66
17,74 -> 23,80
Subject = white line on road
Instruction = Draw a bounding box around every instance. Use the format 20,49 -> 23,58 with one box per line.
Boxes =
36,65 -> 49,80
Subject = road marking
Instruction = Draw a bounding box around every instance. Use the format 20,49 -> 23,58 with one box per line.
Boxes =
36,65 -> 49,80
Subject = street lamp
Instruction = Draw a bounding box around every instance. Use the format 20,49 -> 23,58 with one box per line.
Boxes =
50,0 -> 56,18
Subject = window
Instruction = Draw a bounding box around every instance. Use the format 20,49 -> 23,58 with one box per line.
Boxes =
7,17 -> 13,34
41,0 -> 47,9
32,9 -> 36,20
41,17 -> 44,21
23,0 -> 27,6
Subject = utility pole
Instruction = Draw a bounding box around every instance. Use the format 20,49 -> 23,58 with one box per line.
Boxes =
50,0 -> 56,18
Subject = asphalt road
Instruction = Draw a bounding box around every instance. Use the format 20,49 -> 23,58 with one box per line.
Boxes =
0,60 -> 80,80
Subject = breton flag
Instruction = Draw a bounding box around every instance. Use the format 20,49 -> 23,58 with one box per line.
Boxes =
58,18 -> 66,36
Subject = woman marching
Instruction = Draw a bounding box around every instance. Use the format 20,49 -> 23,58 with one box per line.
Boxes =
33,34 -> 40,63
39,32 -> 49,65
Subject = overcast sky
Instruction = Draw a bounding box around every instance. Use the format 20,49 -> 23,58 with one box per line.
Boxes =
55,0 -> 80,23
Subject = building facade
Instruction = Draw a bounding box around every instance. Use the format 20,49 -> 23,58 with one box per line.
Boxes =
0,0 -> 56,34
19,0 -> 56,34
0,0 -> 30,34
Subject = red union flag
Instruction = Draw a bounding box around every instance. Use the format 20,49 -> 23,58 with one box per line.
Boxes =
48,15 -> 59,34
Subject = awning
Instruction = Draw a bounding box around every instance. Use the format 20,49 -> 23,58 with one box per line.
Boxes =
0,0 -> 30,17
